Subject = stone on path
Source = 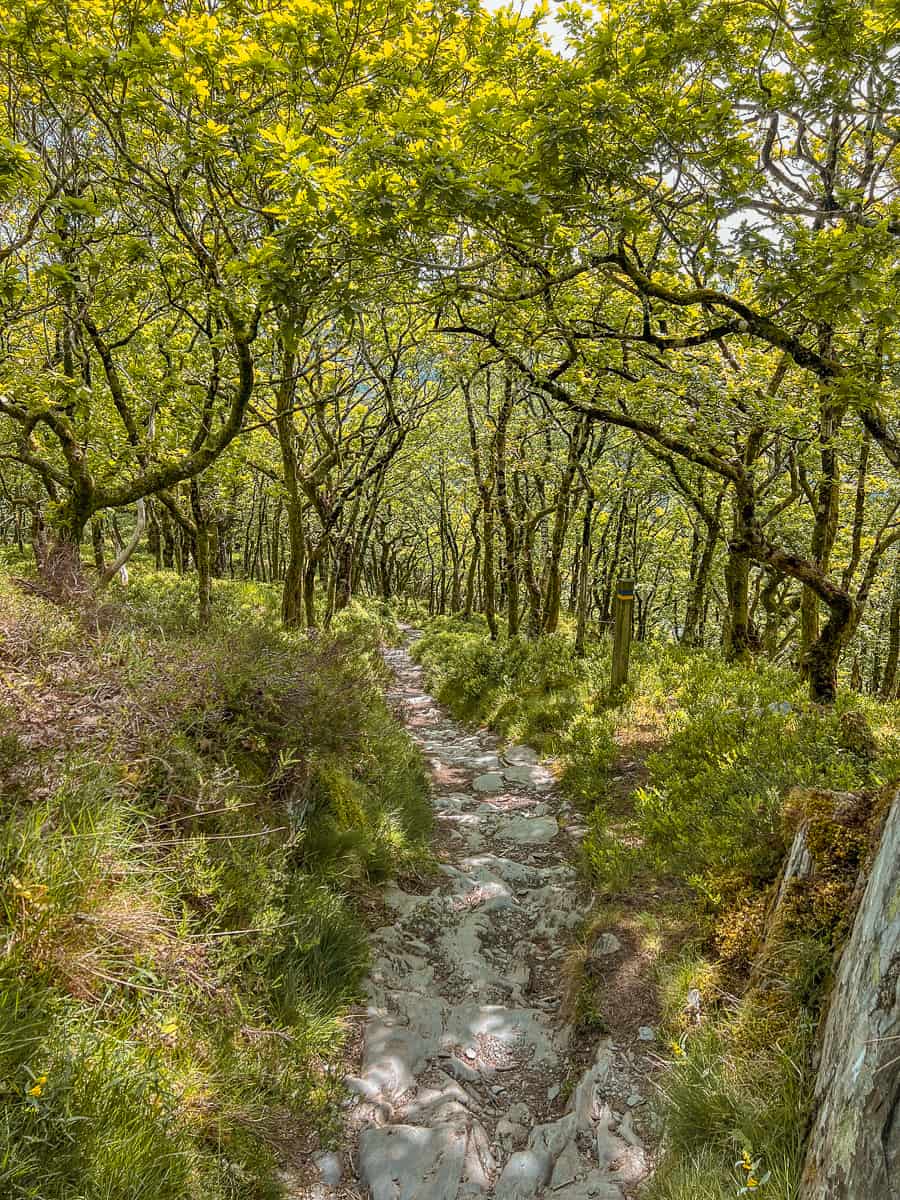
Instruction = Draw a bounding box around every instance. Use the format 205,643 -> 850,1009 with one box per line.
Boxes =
473,772 -> 505,793
592,932 -> 622,958
503,764 -> 538,786
312,1150 -> 343,1186
494,1148 -> 552,1198
495,814 -> 559,844
358,1120 -> 494,1200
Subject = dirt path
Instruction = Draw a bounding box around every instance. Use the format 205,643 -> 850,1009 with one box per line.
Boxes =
306,633 -> 655,1199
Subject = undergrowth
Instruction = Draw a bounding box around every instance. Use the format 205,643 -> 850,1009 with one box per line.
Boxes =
413,617 -> 900,1200
0,569 -> 430,1199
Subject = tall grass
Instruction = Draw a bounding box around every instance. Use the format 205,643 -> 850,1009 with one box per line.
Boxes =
0,571 -> 430,1199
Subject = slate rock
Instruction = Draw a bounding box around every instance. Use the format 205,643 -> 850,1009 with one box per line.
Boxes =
504,764 -> 537,786
473,772 -> 505,794
550,1139 -> 583,1189
496,815 -> 559,844
313,1150 -> 343,1186
494,1149 -> 553,1198
358,1121 -> 492,1200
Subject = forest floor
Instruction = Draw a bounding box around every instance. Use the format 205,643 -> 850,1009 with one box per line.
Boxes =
301,630 -> 664,1199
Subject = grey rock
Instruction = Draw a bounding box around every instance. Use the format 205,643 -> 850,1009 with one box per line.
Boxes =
358,1121 -> 493,1200
528,1116 -> 576,1161
361,1021 -> 429,1100
344,1074 -> 383,1103
547,1083 -> 561,1102
595,1122 -> 628,1170
495,1149 -> 553,1198
445,1055 -> 480,1083
549,1139 -> 583,1189
637,1026 -> 655,1042
496,1119 -> 529,1148
313,1150 -> 343,1186
591,932 -> 622,958
617,1109 -> 642,1148
800,784 -> 900,1199
504,764 -> 538,786
474,772 -> 505,794
551,1179 -> 625,1199
496,815 -> 559,844
625,1093 -> 644,1107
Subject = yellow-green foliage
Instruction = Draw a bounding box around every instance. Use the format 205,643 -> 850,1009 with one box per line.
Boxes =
635,657 -> 899,905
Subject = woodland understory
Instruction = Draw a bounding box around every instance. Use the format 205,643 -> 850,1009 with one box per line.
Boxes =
1,0 -> 899,1197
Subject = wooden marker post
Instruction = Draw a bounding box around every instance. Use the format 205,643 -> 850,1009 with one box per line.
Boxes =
610,577 -> 635,692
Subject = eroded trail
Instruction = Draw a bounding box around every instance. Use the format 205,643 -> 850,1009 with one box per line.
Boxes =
315,634 -> 653,1199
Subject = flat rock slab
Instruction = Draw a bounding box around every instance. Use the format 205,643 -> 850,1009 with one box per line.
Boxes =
313,1150 -> 343,1186
358,1121 -> 493,1200
473,772 -> 506,793
495,815 -> 559,844
503,764 -> 539,786
495,1148 -> 552,1198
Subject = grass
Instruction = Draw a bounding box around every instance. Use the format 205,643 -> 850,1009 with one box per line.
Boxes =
0,566 -> 431,1199
412,615 -> 900,1200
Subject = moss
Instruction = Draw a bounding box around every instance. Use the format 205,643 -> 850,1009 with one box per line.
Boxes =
714,893 -> 768,978
776,788 -> 875,945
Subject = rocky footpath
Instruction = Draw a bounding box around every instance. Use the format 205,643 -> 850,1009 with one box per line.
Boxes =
305,634 -> 654,1199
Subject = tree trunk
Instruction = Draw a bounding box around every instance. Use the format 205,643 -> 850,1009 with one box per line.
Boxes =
464,507 -> 481,620
800,785 -> 900,1199
800,376 -> 846,674
574,495 -> 594,657
542,418 -> 588,634
160,509 -> 175,569
482,502 -> 498,639
91,517 -> 106,575
303,556 -> 318,628
880,585 -> 900,700
682,505 -> 721,647
724,542 -> 754,659
189,482 -> 212,628
724,486 -> 757,659
494,383 -> 519,638
146,501 -> 162,569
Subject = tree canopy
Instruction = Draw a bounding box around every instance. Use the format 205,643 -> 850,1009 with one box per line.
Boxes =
1,0 -> 898,702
